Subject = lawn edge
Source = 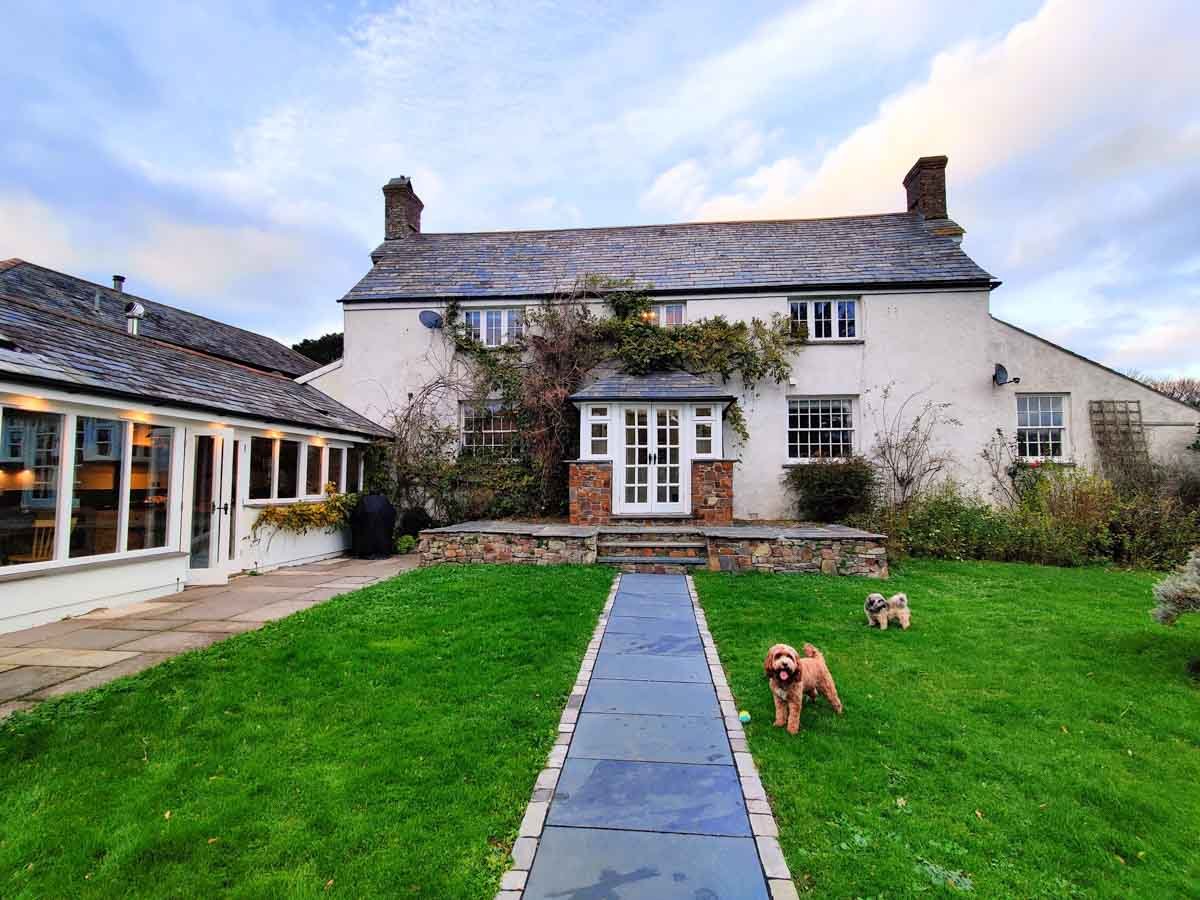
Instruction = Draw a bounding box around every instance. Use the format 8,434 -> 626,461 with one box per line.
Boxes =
493,572 -> 622,899
689,574 -> 798,900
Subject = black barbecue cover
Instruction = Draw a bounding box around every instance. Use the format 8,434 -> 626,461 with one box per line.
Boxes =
349,492 -> 397,559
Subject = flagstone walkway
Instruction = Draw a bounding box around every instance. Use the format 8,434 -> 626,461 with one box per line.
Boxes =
0,554 -> 417,719
516,573 -> 794,900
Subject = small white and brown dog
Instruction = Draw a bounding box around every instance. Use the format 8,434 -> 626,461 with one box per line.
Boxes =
864,592 -> 911,630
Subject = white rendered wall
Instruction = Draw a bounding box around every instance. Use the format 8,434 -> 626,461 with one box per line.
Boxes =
325,290 -> 1199,521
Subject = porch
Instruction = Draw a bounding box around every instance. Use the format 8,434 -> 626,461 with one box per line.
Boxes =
418,520 -> 888,577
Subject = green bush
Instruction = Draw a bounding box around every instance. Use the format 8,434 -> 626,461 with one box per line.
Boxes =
394,534 -> 417,554
783,456 -> 877,522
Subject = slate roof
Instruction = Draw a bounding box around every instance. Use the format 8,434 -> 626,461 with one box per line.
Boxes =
570,371 -> 735,403
0,260 -> 319,377
343,212 -> 995,303
0,296 -> 387,438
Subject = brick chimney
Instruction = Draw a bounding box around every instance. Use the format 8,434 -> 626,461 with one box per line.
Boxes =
903,155 -> 964,242
383,176 -> 423,240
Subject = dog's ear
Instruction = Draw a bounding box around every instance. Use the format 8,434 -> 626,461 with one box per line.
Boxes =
802,643 -> 819,658
764,646 -> 776,679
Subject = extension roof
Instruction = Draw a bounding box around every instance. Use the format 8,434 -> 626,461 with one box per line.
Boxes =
0,293 -> 387,438
569,371 -> 735,403
0,259 -> 319,377
343,212 -> 996,303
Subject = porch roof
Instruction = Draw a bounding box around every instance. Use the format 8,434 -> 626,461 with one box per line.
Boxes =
569,371 -> 735,403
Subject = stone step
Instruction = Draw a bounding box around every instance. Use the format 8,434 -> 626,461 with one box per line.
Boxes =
597,540 -> 708,549
598,555 -> 707,567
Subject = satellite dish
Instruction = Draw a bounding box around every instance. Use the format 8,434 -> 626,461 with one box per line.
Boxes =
418,310 -> 444,329
993,363 -> 1021,387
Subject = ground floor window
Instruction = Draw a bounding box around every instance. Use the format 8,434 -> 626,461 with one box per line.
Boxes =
787,397 -> 855,459
276,439 -> 300,499
127,424 -> 173,550
0,409 -> 62,566
249,436 -> 274,499
305,445 -> 324,495
347,446 -> 363,493
1017,394 -> 1066,458
328,447 -> 344,492
461,403 -> 518,457
70,416 -> 126,559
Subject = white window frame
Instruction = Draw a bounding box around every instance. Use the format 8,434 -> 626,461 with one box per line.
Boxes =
303,443 -> 326,498
691,404 -> 720,459
789,296 -> 862,341
651,302 -> 686,328
786,396 -> 857,461
582,405 -> 611,460
460,401 -> 519,458
464,307 -> 526,348
1015,394 -> 1069,460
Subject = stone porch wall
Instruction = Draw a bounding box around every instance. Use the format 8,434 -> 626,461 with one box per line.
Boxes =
419,528 -> 597,567
691,459 -> 734,525
568,461 -> 612,526
706,532 -> 888,578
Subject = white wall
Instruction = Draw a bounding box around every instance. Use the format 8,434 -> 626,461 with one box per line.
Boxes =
325,290 -> 1199,521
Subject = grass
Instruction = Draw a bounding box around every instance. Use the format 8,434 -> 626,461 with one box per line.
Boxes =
694,560 -> 1200,898
0,564 -> 613,899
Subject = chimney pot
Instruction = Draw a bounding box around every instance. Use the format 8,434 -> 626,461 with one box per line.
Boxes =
124,300 -> 146,336
903,156 -> 950,220
113,274 -> 126,292
383,176 -> 423,240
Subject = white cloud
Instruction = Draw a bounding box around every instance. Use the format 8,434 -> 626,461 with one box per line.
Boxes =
640,160 -> 710,217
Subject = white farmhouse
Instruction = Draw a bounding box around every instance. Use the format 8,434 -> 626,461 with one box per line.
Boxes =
312,156 -> 1198,524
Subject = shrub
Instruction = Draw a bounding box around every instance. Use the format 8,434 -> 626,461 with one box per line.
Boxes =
394,534 -> 417,554
783,456 -> 877,522
1152,549 -> 1200,626
1110,495 -> 1200,570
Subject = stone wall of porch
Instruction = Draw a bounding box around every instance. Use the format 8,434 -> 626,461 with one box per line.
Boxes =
567,459 -> 734,527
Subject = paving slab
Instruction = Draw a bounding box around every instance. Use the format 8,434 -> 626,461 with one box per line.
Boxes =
617,573 -> 692,596
181,620 -> 263,634
231,600 -> 319,622
111,618 -> 193,632
524,827 -> 768,900
29,628 -> 149,651
0,619 -> 95,646
608,598 -> 698,621
114,631 -> 225,653
27,653 -> 173,699
77,601 -> 191,620
569,712 -> 732,765
583,677 -> 719,717
548,758 -> 749,836
603,616 -> 699,639
0,666 -> 92,700
0,648 -> 140,668
600,632 -> 704,656
592,653 -> 710,683
0,699 -> 36,719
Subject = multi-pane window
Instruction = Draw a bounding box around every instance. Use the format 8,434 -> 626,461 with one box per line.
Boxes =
127,424 -> 172,551
787,398 -> 855,459
789,298 -> 860,341
694,405 -> 716,456
462,403 -> 518,457
1017,395 -> 1066,458
585,406 -> 609,458
464,308 -> 526,347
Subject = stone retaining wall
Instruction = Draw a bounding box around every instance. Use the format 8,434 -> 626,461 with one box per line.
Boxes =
568,461 -> 612,526
706,534 -> 888,578
419,529 -> 597,567
690,460 -> 734,525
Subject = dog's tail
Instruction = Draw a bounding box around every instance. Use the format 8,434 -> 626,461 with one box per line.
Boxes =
802,643 -> 822,659
889,592 -> 908,607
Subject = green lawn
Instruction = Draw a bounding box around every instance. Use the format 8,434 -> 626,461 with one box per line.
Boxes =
0,565 -> 612,899
695,560 -> 1200,898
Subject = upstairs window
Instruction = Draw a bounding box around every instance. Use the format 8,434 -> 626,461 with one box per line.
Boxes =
462,403 -> 518,458
1017,395 -> 1066,458
464,308 -> 526,347
789,297 -> 860,341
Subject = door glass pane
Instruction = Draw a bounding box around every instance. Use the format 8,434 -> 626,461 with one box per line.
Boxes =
347,446 -> 363,493
249,436 -> 274,499
0,410 -> 61,566
70,417 -> 125,558
655,408 -> 681,508
306,445 -> 323,495
190,435 -> 215,568
128,423 -> 172,551
277,440 -> 300,499
328,447 -> 344,492
228,440 -> 239,561
624,409 -> 649,506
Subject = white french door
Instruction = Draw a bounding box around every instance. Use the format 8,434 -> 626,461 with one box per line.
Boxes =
615,404 -> 688,515
181,426 -> 236,585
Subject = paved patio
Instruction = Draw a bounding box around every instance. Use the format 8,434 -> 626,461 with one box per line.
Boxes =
0,554 -> 417,720
514,573 -> 792,899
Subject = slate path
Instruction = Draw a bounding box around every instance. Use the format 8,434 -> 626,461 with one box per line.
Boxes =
0,554 -> 417,720
523,573 -> 771,900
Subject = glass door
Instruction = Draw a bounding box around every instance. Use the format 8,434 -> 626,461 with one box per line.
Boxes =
183,427 -> 235,584
616,404 -> 688,515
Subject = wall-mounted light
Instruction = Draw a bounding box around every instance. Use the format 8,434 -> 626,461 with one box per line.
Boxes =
993,363 -> 1021,387
639,309 -> 656,324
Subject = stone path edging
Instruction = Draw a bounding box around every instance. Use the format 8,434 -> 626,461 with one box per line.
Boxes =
494,572 -> 798,900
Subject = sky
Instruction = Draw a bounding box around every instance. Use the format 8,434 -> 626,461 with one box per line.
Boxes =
1,0 -> 1197,376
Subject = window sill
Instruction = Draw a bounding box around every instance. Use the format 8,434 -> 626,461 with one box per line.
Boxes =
244,496 -> 334,508
805,339 -> 865,346
0,548 -> 188,584
782,459 -> 857,467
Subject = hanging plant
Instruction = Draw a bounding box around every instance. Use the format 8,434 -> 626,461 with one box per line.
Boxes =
251,483 -> 359,538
